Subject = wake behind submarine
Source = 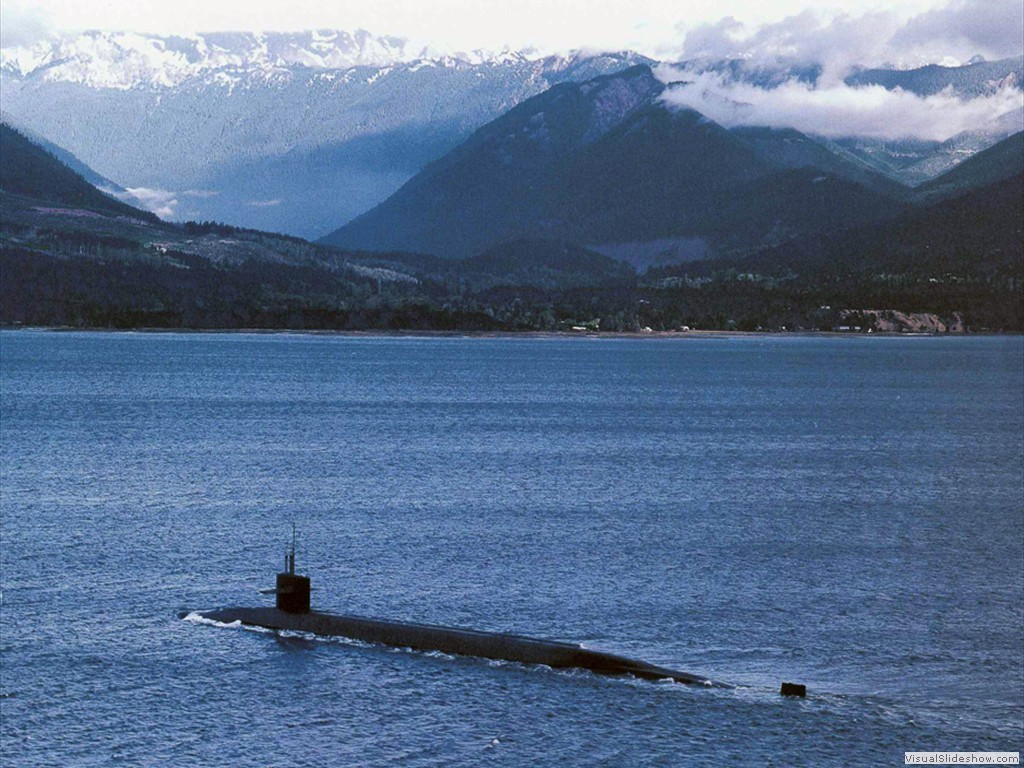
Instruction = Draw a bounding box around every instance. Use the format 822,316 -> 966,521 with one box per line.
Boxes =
188,531 -> 806,696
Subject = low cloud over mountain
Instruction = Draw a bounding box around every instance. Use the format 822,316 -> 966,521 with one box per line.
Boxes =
659,65 -> 1023,141
668,1 -> 1023,143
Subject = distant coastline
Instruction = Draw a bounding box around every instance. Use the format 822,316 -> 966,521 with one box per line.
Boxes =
3,325 -> 1015,339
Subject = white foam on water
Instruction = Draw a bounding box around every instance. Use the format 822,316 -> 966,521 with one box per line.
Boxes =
420,649 -> 458,661
183,612 -> 375,647
268,627 -> 376,649
181,611 -> 247,630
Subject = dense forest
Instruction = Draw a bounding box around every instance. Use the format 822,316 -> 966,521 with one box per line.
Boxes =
3,230 -> 1020,332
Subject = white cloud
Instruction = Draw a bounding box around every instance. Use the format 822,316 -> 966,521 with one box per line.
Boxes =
894,0 -> 1024,63
247,198 -> 280,207
680,10 -> 902,79
679,1 -> 1023,77
118,186 -> 178,218
658,66 -> 1024,140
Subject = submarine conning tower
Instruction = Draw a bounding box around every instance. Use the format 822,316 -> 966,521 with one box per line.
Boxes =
276,525 -> 311,613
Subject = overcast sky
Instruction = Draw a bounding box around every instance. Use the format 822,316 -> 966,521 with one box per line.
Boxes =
2,0 -> 1022,64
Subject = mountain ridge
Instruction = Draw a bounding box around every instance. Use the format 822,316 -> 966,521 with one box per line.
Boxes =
321,65 -> 908,258
0,123 -> 156,222
915,131 -> 1024,201
846,56 -> 1023,97
0,30 -> 650,91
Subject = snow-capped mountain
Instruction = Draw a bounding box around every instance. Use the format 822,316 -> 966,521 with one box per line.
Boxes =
0,30 -> 651,237
2,30 -> 1021,239
0,29 -> 522,89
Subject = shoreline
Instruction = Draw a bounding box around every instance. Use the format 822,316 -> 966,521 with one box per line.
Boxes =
1,325 -> 1017,339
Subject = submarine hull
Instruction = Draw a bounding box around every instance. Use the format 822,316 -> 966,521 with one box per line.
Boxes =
197,606 -> 724,687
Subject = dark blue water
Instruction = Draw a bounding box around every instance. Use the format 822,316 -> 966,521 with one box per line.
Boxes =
1,331 -> 1021,766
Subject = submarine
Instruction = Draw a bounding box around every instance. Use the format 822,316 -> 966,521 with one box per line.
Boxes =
189,530 -> 805,695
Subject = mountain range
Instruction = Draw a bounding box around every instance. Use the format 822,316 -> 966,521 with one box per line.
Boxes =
3,79 -> 1020,333
1,31 -> 1021,239
321,66 -> 911,258
2,30 -> 1022,334
1,31 -> 651,237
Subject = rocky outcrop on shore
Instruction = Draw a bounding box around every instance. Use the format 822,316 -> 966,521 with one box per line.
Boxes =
838,309 -> 966,333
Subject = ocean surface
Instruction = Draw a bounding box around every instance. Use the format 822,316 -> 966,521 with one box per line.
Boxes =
0,330 -> 1021,767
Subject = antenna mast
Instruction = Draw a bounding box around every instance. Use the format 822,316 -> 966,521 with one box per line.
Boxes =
285,522 -> 296,575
